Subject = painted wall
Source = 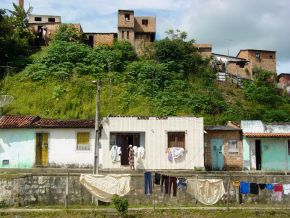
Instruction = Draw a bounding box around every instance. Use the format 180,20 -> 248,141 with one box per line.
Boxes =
243,137 -> 289,171
100,117 -> 204,170
0,129 -> 35,168
42,128 -> 96,167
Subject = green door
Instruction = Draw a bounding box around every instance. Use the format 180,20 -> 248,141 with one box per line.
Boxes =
211,138 -> 224,170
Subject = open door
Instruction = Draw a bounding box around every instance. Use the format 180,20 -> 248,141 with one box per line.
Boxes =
211,138 -> 224,170
35,133 -> 48,166
255,140 -> 261,170
115,133 -> 140,166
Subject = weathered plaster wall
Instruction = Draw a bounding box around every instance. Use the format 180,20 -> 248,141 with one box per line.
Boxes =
1,173 -> 290,207
0,129 -> 35,168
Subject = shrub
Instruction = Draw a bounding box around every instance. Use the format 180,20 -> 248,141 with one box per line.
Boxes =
112,195 -> 129,217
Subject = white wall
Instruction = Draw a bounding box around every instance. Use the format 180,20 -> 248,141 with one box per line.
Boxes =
37,128 -> 96,167
100,117 -> 204,170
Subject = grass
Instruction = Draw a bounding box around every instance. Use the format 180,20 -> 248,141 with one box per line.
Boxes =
1,208 -> 290,218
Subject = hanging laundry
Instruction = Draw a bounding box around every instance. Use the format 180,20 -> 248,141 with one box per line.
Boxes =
154,173 -> 161,185
80,174 -> 130,202
137,146 -> 145,159
167,148 -> 173,161
161,175 -> 169,194
177,178 -> 187,191
232,180 -> 240,188
144,172 -> 152,195
266,183 -> 274,191
133,146 -> 138,156
250,183 -> 259,195
283,184 -> 290,195
187,179 -> 225,205
258,183 -> 266,190
169,177 -> 177,197
110,145 -> 122,162
172,147 -> 185,159
273,183 -> 283,192
240,181 -> 250,194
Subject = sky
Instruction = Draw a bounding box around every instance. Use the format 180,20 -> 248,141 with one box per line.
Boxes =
1,0 -> 290,74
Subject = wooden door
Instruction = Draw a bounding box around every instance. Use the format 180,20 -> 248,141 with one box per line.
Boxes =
211,138 -> 224,170
35,133 -> 48,166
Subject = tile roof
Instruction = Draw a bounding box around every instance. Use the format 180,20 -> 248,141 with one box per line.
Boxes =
32,118 -> 95,128
0,115 -> 94,129
205,125 -> 241,131
0,115 -> 40,128
243,133 -> 290,138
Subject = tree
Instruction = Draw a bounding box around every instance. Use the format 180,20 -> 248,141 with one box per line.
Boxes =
153,29 -> 205,78
53,24 -> 83,42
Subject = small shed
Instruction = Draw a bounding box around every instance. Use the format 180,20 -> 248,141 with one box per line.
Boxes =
204,125 -> 243,171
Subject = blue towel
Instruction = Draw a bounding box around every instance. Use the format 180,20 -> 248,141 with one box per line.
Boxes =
240,181 -> 250,194
266,183 -> 273,190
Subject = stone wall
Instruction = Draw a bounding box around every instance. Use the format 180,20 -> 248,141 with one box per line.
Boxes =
1,172 -> 290,207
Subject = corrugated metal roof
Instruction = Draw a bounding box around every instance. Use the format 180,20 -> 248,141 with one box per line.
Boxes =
205,126 -> 241,131
0,115 -> 94,129
243,133 -> 290,138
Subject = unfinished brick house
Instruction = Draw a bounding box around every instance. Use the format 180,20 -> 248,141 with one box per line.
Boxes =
194,44 -> 212,59
212,49 -> 276,81
118,10 -> 156,55
28,14 -> 83,45
236,49 -> 276,79
204,125 -> 243,171
84,33 -> 117,47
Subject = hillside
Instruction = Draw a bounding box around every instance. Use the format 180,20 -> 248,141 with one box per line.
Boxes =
1,27 -> 290,125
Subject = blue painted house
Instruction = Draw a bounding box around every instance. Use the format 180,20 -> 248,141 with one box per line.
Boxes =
241,120 -> 290,171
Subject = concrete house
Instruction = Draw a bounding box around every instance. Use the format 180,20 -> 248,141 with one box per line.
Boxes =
100,116 -> 204,170
241,120 -> 290,171
204,125 -> 243,171
0,115 -> 95,168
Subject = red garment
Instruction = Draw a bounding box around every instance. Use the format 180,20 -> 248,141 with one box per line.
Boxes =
274,184 -> 283,192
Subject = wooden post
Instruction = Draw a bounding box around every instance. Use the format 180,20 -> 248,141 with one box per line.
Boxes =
93,80 -> 101,175
65,172 -> 69,208
227,175 -> 230,211
92,80 -> 101,206
152,174 -> 155,210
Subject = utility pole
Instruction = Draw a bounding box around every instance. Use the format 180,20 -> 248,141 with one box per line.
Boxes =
93,80 -> 101,175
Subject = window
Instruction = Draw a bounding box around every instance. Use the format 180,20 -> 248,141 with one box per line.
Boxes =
270,55 -> 273,59
127,31 -> 129,39
142,19 -> 148,26
228,140 -> 239,155
34,17 -> 42,21
48,17 -> 55,22
168,132 -> 185,148
2,160 -> 9,165
122,31 -> 124,39
255,52 -> 261,60
77,132 -> 90,150
125,14 -> 130,21
288,140 -> 290,155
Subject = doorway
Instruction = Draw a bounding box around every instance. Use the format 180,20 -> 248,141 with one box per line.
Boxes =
114,133 -> 140,166
255,140 -> 261,170
211,138 -> 224,170
35,133 -> 49,166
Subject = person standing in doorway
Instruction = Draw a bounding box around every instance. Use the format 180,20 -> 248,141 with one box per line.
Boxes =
128,144 -> 135,170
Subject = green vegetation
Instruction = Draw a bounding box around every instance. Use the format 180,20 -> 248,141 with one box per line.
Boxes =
112,195 -> 129,217
0,20 -> 289,124
0,3 -> 34,77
